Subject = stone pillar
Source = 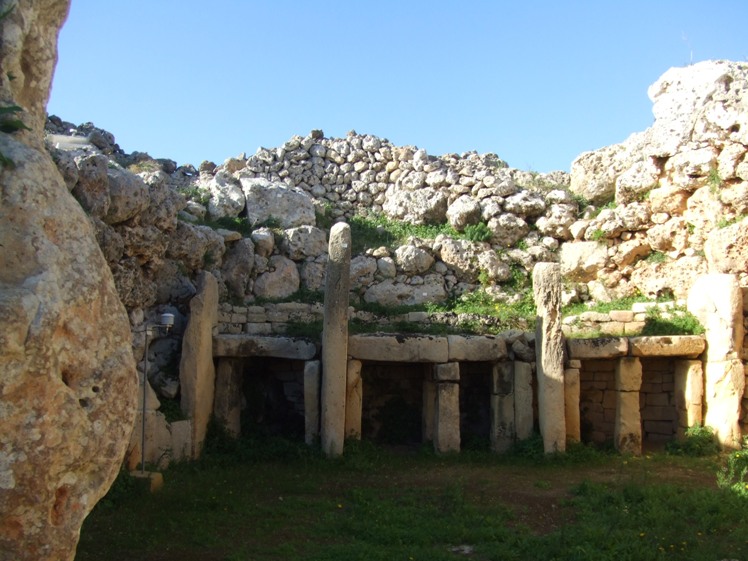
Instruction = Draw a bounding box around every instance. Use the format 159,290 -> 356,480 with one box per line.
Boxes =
213,358 -> 243,438
304,360 -> 321,445
422,376 -> 437,443
345,359 -> 363,439
179,271 -> 219,458
490,362 -> 515,452
673,360 -> 704,438
532,263 -> 566,453
514,361 -> 534,441
688,273 -> 745,448
321,223 -> 351,457
564,361 -> 581,443
434,363 -> 460,453
614,357 -> 642,455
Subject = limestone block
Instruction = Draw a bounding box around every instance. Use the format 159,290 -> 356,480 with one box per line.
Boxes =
348,334 -> 449,363
345,360 -> 363,439
491,362 -> 514,395
128,411 -> 172,469
674,360 -> 704,431
169,420 -> 192,463
434,362 -> 460,382
447,334 -> 508,362
687,274 -> 743,362
514,362 -> 534,441
629,336 -> 705,358
533,263 -> 566,453
564,368 -> 581,442
179,272 -> 219,458
609,310 -> 635,323
321,223 -> 351,457
615,391 -> 642,456
704,359 -> 745,448
435,383 -> 461,453
303,361 -> 321,445
213,334 -> 317,359
213,358 -> 243,438
616,357 -> 643,392
490,393 -> 515,453
566,338 -> 628,359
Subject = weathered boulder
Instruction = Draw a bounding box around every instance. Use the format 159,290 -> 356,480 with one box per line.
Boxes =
395,244 -> 434,275
239,177 -> 316,228
446,194 -> 482,230
253,255 -> 300,300
104,166 -> 150,225
382,185 -> 448,224
205,171 -> 245,220
0,3 -> 141,561
281,225 -> 327,260
559,241 -> 608,282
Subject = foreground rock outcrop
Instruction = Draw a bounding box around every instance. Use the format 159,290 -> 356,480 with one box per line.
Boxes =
0,2 -> 138,561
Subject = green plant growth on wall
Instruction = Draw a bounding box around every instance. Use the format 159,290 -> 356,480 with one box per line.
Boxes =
641,304 -> 704,336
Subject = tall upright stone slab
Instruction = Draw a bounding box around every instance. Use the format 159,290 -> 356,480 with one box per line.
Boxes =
490,362 -> 515,452
434,363 -> 461,453
213,358 -> 243,438
422,377 -> 437,443
533,263 -> 566,453
321,223 -> 351,457
179,271 -> 218,458
564,367 -> 581,442
673,359 -> 704,437
614,357 -> 642,455
687,274 -> 745,448
304,360 -> 321,445
514,361 -> 534,441
345,359 -> 363,439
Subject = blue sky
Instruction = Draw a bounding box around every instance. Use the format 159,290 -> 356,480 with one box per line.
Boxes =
48,1 -> 748,172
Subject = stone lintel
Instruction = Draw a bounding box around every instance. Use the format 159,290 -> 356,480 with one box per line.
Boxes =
213,334 -> 317,359
447,334 -> 508,362
629,335 -> 705,358
566,337 -> 628,359
348,334 -> 449,363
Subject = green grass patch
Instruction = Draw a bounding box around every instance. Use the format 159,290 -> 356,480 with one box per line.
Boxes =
75,439 -> 748,561
641,305 -> 705,336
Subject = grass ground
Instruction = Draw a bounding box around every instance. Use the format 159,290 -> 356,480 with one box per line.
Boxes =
75,439 -> 748,561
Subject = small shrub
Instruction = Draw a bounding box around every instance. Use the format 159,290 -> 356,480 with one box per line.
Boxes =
464,222 -> 492,243
646,250 -> 668,264
708,167 -> 723,193
666,424 -> 720,456
589,228 -> 605,241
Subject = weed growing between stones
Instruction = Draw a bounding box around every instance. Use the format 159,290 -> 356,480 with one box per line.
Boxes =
717,441 -> 748,498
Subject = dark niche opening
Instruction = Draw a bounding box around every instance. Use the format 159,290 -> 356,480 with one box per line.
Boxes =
578,357 -> 678,449
640,358 -> 677,449
361,362 -> 426,446
240,357 -> 305,440
459,362 -> 493,450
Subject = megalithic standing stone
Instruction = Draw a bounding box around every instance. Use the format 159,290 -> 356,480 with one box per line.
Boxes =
532,263 -> 566,453
321,222 -> 352,457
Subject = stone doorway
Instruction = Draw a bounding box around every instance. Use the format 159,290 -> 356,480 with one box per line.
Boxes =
639,358 -> 677,447
459,362 -> 493,450
361,362 -> 426,446
240,357 -> 306,440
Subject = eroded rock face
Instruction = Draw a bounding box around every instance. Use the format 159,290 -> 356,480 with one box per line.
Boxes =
0,2 -> 138,560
